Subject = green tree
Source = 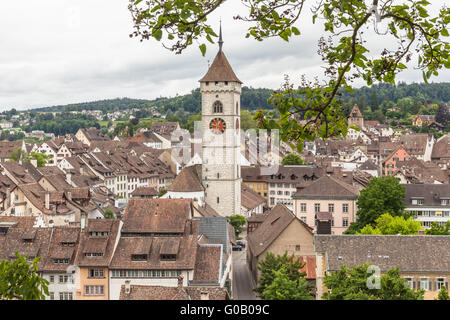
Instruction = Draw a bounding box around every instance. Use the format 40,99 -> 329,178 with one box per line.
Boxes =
323,264 -> 424,300
357,213 -> 422,235
261,265 -> 313,300
128,0 -> 449,152
26,152 -> 52,167
435,103 -> 449,126
281,153 -> 306,165
254,252 -> 307,297
227,214 -> 247,237
346,177 -> 406,234
9,146 -> 28,163
438,285 -> 449,300
240,110 -> 258,131
425,221 -> 450,235
103,208 -> 115,219
0,252 -> 49,300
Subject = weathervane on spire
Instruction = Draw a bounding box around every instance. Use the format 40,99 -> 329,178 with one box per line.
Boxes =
218,19 -> 223,52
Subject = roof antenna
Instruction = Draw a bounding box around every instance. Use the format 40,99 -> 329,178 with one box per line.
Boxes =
218,19 -> 223,52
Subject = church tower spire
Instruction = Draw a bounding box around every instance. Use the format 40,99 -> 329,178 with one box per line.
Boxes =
218,20 -> 224,52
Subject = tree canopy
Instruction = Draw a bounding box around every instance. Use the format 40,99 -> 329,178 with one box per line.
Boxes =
261,265 -> 313,300
357,213 -> 422,235
345,176 -> 407,233
227,214 -> 247,237
323,263 -> 424,300
425,221 -> 450,235
0,252 -> 49,300
128,0 -> 450,152
254,251 -> 310,298
281,153 -> 307,165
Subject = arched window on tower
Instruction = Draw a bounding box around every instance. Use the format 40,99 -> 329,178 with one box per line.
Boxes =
213,101 -> 223,113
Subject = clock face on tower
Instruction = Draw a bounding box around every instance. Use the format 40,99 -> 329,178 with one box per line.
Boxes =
209,118 -> 226,134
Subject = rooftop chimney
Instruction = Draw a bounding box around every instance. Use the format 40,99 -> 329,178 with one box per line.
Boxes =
45,192 -> 50,210
125,280 -> 131,295
66,173 -> 72,186
200,291 -> 210,300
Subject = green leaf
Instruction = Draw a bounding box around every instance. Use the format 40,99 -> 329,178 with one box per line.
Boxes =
199,43 -> 206,56
291,26 -> 300,35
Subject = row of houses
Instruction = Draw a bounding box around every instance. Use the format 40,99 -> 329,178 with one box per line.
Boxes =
0,198 -> 234,300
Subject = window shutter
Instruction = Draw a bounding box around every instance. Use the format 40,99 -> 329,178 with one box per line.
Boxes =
412,279 -> 416,290
446,281 -> 448,289
429,279 -> 432,291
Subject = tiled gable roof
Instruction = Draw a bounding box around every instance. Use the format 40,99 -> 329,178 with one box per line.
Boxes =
122,198 -> 192,234
199,51 -> 242,84
315,235 -> 450,273
168,165 -> 204,192
191,245 -> 221,284
247,204 -> 310,257
241,183 -> 266,210
293,175 -> 359,199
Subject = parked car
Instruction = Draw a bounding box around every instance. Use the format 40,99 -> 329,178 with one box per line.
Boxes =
236,241 -> 246,248
232,244 -> 243,251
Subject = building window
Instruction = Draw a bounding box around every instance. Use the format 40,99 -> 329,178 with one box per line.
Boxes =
59,275 -> 71,283
342,204 -> 349,213
217,197 -> 220,204
49,292 -> 54,300
300,203 -> 306,212
89,269 -> 105,278
59,292 -> 73,300
419,277 -> 431,291
404,277 -> 414,290
314,203 -> 320,212
49,275 -> 54,283
412,198 -> 424,205
270,197 -> 275,205
331,219 -> 334,227
295,245 -> 301,251
284,191 -> 290,196
328,203 -> 334,213
343,218 -> 349,227
213,101 -> 223,113
436,278 -> 447,291
300,217 -> 307,223
84,285 -> 104,296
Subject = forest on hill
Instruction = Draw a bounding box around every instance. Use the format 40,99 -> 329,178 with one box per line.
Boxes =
29,82 -> 449,118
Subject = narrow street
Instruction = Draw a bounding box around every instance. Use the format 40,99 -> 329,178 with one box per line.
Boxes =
231,241 -> 259,300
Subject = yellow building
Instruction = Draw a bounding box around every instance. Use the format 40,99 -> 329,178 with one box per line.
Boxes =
75,219 -> 122,300
242,166 -> 269,200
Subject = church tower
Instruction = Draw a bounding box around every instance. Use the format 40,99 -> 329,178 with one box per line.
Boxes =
348,104 -> 364,130
199,25 -> 242,217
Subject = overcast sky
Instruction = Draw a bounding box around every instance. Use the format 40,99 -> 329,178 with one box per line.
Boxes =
0,0 -> 448,111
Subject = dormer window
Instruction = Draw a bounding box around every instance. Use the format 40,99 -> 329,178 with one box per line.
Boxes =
84,252 -> 104,257
53,258 -> 70,264
160,254 -> 176,261
89,231 -> 108,237
61,242 -> 75,247
131,254 -> 148,261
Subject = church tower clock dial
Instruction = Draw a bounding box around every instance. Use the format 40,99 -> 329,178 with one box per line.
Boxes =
209,117 -> 226,134
199,23 -> 242,217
